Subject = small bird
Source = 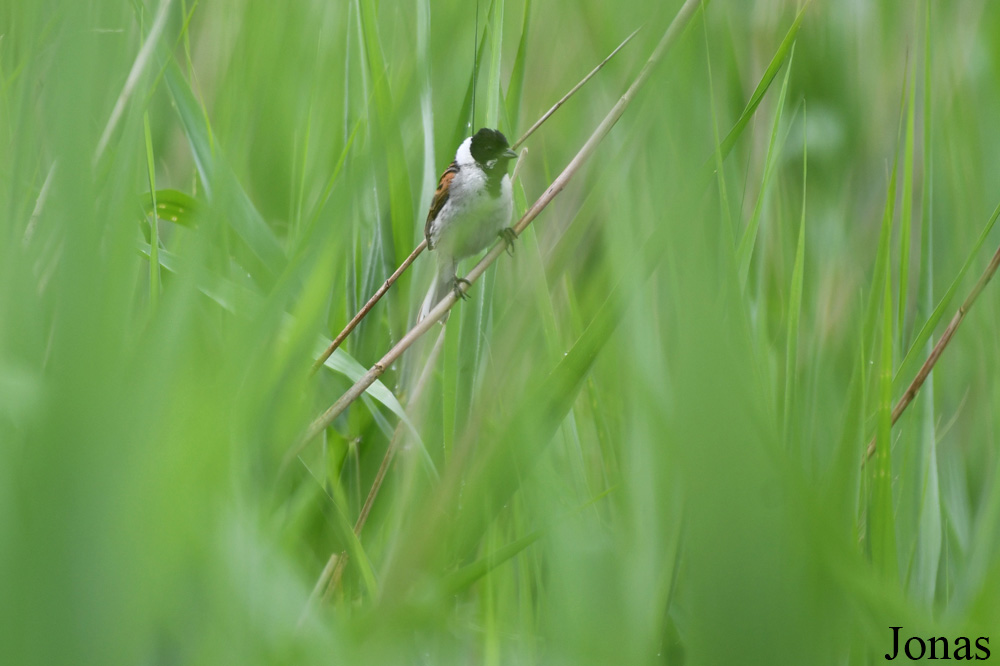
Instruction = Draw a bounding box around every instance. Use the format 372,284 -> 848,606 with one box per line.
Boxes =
418,127 -> 518,321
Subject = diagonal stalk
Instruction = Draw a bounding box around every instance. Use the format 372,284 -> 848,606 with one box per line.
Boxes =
511,25 -> 641,150
865,241 -> 1000,461
311,240 -> 426,373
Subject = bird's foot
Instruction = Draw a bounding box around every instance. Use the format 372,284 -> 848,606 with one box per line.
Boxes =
498,227 -> 517,256
452,277 -> 472,301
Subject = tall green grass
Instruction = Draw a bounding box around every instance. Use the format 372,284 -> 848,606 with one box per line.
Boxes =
2,1 -> 1000,664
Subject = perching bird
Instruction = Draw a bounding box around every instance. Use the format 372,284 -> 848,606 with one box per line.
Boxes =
418,127 -> 518,321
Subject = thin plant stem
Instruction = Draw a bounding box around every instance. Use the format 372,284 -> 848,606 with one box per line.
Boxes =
311,240 -> 427,374
511,25 -> 641,150
865,241 -> 1000,461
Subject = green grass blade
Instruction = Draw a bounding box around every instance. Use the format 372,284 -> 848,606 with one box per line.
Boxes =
703,12 -> 732,236
299,112 -> 366,249
485,0 -> 505,130
442,530 -> 541,595
894,199 -> 1000,392
416,0 -> 436,220
783,110 -> 807,444
897,63 -> 917,348
870,251 -> 898,581
861,78 -> 907,367
504,0 -> 532,132
328,478 -> 379,598
358,0 -> 416,334
737,46 -> 795,289
142,111 -> 159,309
700,1 -> 808,179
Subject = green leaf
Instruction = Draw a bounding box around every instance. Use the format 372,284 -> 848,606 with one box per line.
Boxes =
140,188 -> 201,228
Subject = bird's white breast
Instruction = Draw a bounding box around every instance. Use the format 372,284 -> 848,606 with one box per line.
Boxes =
428,166 -> 512,261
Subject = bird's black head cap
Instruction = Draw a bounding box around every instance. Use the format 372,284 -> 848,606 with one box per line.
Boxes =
470,128 -> 515,164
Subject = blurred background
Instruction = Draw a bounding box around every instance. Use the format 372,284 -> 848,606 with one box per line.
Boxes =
2,0 -> 999,663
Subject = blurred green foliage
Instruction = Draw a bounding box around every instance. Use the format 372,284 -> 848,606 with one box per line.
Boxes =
2,0 -> 999,664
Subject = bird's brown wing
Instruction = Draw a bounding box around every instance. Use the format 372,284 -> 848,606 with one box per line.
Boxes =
425,161 -> 459,249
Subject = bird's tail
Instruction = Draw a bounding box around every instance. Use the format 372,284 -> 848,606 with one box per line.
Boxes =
418,257 -> 457,322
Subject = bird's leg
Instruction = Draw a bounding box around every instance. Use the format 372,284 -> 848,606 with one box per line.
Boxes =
452,277 -> 472,301
498,227 -> 518,256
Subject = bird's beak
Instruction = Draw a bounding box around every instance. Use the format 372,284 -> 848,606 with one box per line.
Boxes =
502,148 -> 518,160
